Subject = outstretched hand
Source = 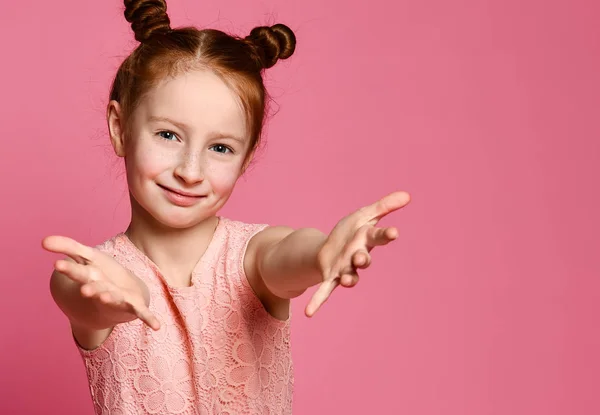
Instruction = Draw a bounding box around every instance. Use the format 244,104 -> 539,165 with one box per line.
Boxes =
305,191 -> 411,317
42,235 -> 160,331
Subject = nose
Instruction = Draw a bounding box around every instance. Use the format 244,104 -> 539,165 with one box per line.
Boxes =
174,151 -> 204,185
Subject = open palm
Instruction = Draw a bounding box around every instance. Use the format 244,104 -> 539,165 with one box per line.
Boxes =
42,235 -> 160,330
305,191 -> 411,317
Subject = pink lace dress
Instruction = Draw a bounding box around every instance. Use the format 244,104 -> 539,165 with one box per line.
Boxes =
77,217 -> 294,414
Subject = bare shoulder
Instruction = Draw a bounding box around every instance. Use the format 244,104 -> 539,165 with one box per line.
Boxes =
248,226 -> 295,252
243,226 -> 294,320
245,225 -> 295,273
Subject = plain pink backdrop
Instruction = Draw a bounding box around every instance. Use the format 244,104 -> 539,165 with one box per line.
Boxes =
1,0 -> 598,413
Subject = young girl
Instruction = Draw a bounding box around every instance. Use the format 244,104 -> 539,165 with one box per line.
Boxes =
42,0 -> 410,413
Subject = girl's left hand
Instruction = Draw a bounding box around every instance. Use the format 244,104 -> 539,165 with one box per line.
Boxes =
305,191 -> 411,317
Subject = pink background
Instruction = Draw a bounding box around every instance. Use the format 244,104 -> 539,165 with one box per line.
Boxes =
1,0 -> 598,413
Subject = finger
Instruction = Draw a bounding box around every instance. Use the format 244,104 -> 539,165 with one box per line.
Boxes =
366,226 -> 398,248
305,279 -> 339,318
133,306 -> 161,331
360,191 -> 411,223
43,236 -> 94,265
351,250 -> 372,269
55,260 -> 99,285
98,291 -> 114,304
80,280 -> 111,298
340,271 -> 360,288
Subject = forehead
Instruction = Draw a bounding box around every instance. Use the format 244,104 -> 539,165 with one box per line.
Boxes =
141,69 -> 247,136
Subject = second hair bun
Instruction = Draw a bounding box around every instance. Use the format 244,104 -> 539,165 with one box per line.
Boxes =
247,24 -> 297,69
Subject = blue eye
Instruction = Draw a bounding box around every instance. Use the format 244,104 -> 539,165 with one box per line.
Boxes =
158,131 -> 178,141
211,144 -> 232,154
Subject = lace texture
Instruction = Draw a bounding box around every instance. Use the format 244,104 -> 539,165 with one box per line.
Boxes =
78,218 -> 294,414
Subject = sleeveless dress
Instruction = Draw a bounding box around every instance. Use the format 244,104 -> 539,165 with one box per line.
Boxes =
77,217 -> 294,414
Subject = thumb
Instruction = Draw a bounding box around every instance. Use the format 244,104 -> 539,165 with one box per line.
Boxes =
305,279 -> 339,318
360,191 -> 411,224
42,235 -> 94,265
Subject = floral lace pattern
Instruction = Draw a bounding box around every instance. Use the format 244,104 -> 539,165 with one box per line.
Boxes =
78,218 -> 294,414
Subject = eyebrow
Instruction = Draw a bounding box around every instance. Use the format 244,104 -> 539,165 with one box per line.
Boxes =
148,115 -> 246,143
148,116 -> 191,132
209,131 -> 247,144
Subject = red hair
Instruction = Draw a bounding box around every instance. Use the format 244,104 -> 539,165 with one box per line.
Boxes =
109,0 -> 296,157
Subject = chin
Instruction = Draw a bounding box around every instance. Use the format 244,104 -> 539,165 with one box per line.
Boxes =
153,208 -> 216,230
131,186 -> 227,230
132,197 -> 215,231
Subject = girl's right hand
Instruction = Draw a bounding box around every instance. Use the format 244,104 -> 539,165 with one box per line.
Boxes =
42,235 -> 161,331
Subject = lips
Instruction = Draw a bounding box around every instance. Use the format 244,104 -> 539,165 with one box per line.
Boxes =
158,184 -> 204,207
158,185 -> 202,198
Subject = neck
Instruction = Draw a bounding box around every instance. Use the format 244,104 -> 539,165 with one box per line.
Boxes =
124,193 -> 219,282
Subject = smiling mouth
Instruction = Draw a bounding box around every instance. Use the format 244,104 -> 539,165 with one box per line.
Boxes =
158,185 -> 206,208
158,184 -> 203,198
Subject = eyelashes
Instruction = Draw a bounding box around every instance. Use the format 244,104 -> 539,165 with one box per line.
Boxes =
158,131 -> 178,141
210,144 -> 233,154
156,131 -> 234,154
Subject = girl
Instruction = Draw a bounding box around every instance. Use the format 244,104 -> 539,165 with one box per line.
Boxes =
42,0 -> 411,413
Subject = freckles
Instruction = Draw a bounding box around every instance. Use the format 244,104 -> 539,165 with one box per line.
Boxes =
206,164 -> 241,194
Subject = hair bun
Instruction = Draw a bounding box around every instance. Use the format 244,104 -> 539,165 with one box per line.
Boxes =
124,0 -> 172,43
246,24 -> 296,69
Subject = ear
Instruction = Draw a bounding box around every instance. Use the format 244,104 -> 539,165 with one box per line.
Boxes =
107,100 -> 126,157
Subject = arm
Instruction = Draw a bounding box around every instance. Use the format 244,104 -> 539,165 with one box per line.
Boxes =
50,262 -> 150,330
248,226 -> 327,300
44,236 -> 159,349
50,267 -> 130,349
247,191 -> 411,318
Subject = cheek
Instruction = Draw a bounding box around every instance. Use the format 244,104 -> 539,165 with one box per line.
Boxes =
205,161 -> 243,195
128,140 -> 174,178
